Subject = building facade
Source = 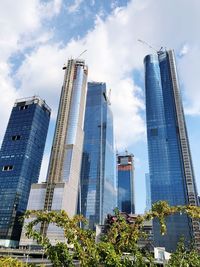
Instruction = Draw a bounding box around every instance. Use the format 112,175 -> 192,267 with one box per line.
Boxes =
144,50 -> 199,251
0,97 -> 50,247
117,153 -> 135,214
145,173 -> 151,212
43,59 -> 88,217
80,82 -> 116,229
20,59 -> 88,246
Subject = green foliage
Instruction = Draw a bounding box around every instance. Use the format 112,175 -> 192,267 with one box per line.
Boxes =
0,257 -> 34,267
97,242 -> 122,266
23,201 -> 200,266
102,210 -> 155,266
24,210 -> 100,267
167,238 -> 200,266
144,201 -> 200,236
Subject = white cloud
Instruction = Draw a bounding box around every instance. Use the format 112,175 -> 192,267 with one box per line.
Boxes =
0,0 -> 63,159
1,0 -> 200,187
178,45 -> 200,115
13,0 -> 200,151
0,62 -> 19,142
111,1 -> 118,10
111,79 -> 145,149
0,0 -> 62,56
67,0 -> 83,13
0,0 -> 62,140
15,43 -> 67,118
0,0 -> 40,60
42,0 -> 62,17
179,44 -> 189,57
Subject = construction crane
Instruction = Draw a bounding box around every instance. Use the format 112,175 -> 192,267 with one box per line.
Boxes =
62,50 -> 87,70
103,88 -> 111,105
76,49 -> 87,59
138,39 -> 164,53
138,39 -> 157,52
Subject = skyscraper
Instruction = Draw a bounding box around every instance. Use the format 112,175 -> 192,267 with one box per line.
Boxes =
117,153 -> 135,214
80,82 -> 116,229
20,59 -> 88,246
144,49 -> 200,251
0,96 -> 50,247
43,59 -> 88,217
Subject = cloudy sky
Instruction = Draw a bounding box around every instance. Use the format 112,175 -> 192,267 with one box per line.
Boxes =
1,0 -> 200,213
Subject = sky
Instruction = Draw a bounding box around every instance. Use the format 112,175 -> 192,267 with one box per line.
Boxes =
1,0 -> 200,213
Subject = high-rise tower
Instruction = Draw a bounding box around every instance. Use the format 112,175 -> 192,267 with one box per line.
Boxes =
43,59 -> 88,217
0,96 -> 50,247
80,82 -> 116,229
20,59 -> 88,246
117,153 -> 135,214
144,50 -> 200,251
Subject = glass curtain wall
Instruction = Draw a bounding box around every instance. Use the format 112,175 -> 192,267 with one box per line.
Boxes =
80,82 -> 116,229
144,51 -> 196,251
0,97 -> 50,246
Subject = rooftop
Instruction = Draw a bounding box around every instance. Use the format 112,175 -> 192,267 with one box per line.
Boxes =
14,96 -> 51,113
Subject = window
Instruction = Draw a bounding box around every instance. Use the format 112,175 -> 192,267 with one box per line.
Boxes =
19,105 -> 28,110
150,128 -> 158,136
12,135 -> 21,141
2,165 -> 13,171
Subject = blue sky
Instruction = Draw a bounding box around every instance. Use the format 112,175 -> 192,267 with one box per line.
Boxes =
1,0 -> 200,213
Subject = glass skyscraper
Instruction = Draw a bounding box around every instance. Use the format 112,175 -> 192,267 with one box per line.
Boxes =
80,82 -> 116,229
144,50 -> 200,251
117,153 -> 135,214
20,59 -> 88,246
0,96 -> 50,247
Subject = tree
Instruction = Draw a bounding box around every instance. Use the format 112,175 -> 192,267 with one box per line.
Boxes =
23,201 -> 200,266
101,208 -> 155,266
167,238 -> 200,267
24,210 -> 99,267
0,257 -> 35,267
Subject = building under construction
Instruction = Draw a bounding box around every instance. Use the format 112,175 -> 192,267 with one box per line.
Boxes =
20,59 -> 88,246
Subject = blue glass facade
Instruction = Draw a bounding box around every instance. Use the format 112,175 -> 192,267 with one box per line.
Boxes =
117,154 -> 135,214
80,82 -> 116,229
144,50 -> 198,251
0,97 -> 50,246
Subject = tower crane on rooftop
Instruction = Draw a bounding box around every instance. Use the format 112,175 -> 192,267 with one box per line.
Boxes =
138,39 -> 164,53
103,88 -> 111,105
63,50 -> 87,70
76,49 -> 87,59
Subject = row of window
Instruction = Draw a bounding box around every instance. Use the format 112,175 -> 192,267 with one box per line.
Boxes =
2,165 -> 13,171
12,135 -> 21,141
19,105 -> 29,110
